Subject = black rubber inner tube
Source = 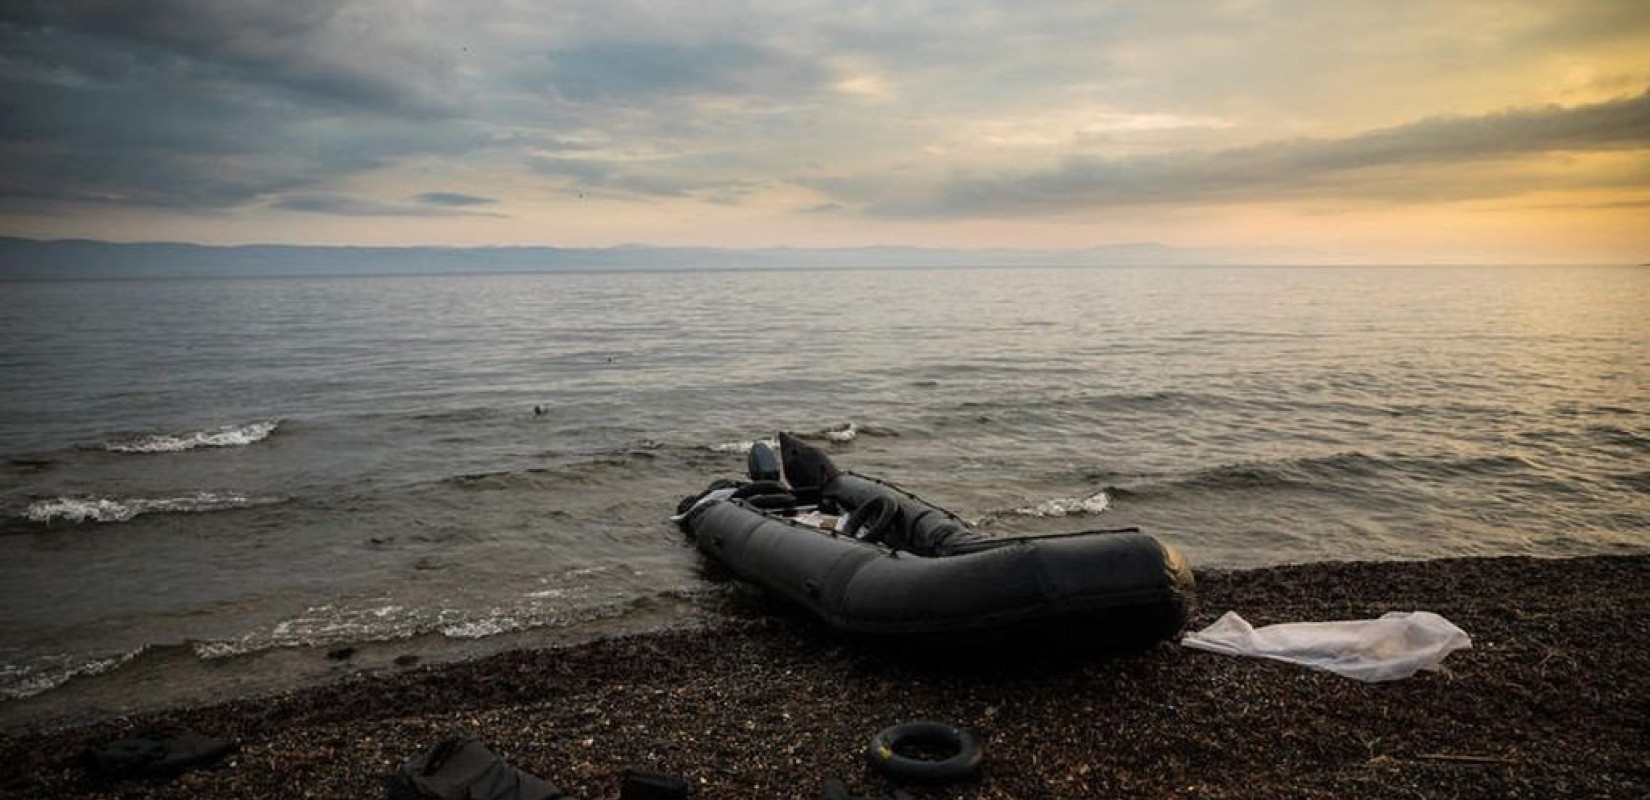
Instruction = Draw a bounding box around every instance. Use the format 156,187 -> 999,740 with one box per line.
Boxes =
743,492 -> 798,510
844,496 -> 898,544
865,721 -> 982,784
730,480 -> 788,500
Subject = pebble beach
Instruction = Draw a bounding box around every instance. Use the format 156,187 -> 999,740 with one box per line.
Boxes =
5,4 -> 1647,799
3,554 -> 1644,799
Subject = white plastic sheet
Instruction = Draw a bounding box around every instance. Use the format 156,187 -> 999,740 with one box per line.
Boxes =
1182,610 -> 1472,682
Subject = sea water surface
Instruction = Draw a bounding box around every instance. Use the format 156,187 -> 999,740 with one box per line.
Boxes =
1,266 -> 1646,726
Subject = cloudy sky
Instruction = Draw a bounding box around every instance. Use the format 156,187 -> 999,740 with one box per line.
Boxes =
2,0 -> 1647,262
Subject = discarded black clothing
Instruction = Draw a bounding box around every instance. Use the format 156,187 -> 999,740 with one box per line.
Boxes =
387,737 -> 568,800
81,732 -> 236,782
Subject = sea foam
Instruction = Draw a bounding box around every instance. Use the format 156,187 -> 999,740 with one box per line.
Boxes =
1013,491 -> 1111,518
23,492 -> 276,524
0,649 -> 143,701
708,437 -> 780,454
105,420 -> 280,453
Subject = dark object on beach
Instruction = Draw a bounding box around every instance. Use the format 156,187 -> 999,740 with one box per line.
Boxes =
619,768 -> 688,799
394,654 -> 421,667
81,732 -> 236,782
746,441 -> 781,482
327,646 -> 357,661
866,721 -> 983,784
387,737 -> 568,800
818,777 -> 914,800
677,433 -> 1194,646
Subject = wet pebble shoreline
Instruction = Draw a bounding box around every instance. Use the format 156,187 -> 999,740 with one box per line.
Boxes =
2,554 -> 1645,799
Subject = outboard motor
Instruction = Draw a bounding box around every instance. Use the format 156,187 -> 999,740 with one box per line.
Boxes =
747,441 -> 782,482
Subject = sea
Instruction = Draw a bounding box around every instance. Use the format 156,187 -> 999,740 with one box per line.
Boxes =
2,265 -> 1646,728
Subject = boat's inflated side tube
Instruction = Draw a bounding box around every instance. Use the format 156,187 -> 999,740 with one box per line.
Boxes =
681,469 -> 1195,646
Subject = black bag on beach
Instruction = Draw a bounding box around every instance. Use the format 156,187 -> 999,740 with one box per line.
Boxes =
387,737 -> 569,800
81,732 -> 237,782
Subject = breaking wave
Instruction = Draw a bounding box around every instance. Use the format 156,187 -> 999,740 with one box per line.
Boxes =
1,585 -> 711,702
0,649 -> 144,701
1013,491 -> 1111,518
22,492 -> 280,524
440,618 -> 532,639
190,585 -> 703,661
708,436 -> 781,454
104,420 -> 280,453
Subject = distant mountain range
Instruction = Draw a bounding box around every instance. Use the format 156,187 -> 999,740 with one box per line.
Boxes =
0,236 -> 1273,279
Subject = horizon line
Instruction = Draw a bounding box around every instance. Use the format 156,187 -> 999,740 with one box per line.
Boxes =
0,235 -> 1639,268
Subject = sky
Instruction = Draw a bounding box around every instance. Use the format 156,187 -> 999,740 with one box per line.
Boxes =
1,0 -> 1647,263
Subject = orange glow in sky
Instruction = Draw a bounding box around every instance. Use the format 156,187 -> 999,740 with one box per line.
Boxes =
1,0 -> 1647,263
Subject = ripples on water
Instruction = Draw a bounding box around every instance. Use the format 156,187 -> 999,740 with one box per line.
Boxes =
0,266 -> 1645,720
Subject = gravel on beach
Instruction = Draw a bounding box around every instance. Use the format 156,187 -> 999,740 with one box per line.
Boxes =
2,554 -> 1645,799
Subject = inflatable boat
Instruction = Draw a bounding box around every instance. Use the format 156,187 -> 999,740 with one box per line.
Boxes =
675,434 -> 1195,647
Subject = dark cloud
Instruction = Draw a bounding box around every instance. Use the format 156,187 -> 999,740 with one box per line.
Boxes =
1506,0 -> 1650,50
843,90 -> 1650,216
0,63 -> 422,209
527,155 -> 755,199
0,0 -> 476,209
538,40 -> 828,103
272,193 -> 505,218
527,157 -> 615,185
0,77 -> 478,208
8,0 -> 459,114
415,192 -> 498,207
1,0 -> 1646,234
1277,90 -> 1650,168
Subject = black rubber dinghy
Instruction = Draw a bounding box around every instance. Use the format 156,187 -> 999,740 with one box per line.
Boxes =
676,434 -> 1195,647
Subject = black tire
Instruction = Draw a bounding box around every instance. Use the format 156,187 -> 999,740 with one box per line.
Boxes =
730,480 -> 788,500
865,721 -> 982,784
844,496 -> 898,544
743,492 -> 798,510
